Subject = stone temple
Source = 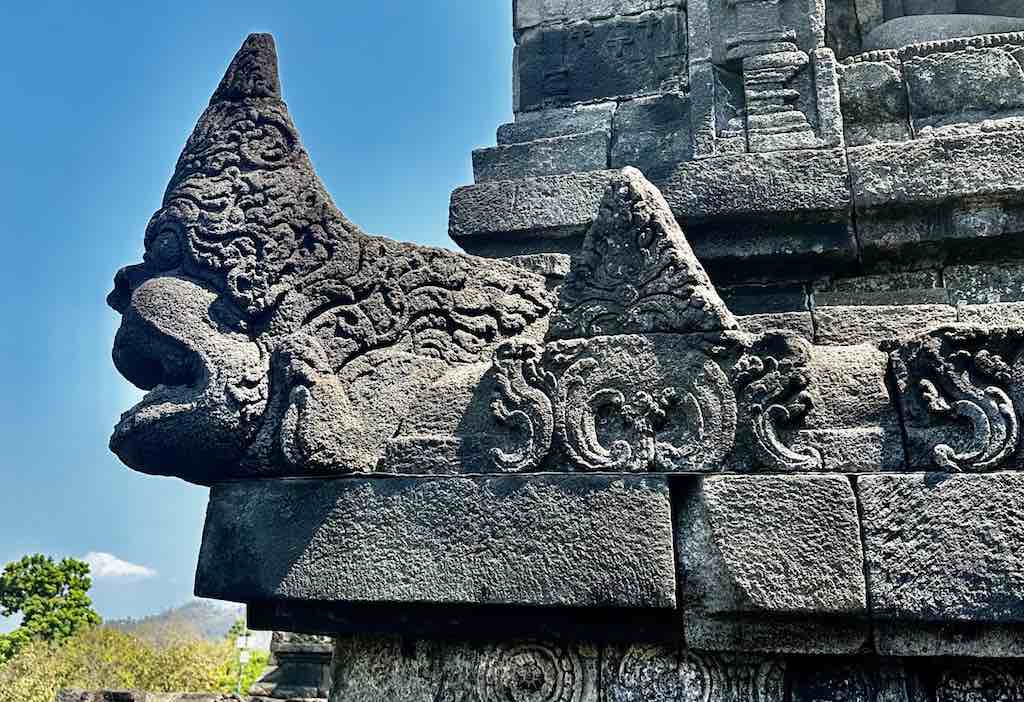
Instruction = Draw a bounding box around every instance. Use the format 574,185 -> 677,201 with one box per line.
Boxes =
105,1 -> 1024,699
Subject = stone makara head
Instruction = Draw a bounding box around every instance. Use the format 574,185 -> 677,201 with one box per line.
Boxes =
107,34 -> 552,484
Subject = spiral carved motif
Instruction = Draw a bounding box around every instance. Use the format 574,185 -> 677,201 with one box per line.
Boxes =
477,643 -> 586,702
610,645 -> 711,702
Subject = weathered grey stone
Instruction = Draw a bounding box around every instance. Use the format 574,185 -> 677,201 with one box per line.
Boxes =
947,261 -> 1024,304
549,167 -> 736,338
515,10 -> 688,112
931,660 -> 1024,702
449,170 -> 614,256
736,311 -> 816,340
677,475 -> 868,654
789,658 -> 914,702
812,304 -> 957,345
610,92 -> 692,181
602,646 -> 787,702
904,43 -> 1024,132
889,326 -> 1024,472
958,301 -> 1024,327
877,621 -> 1024,658
497,102 -> 615,144
662,147 -> 852,221
800,344 -> 906,471
473,130 -> 609,183
851,129 -> 1024,211
839,55 -> 911,146
864,14 -> 1024,52
107,35 -> 554,485
851,130 -> 1024,265
250,632 -> 333,699
813,270 -> 946,307
329,636 -> 601,702
720,284 -> 809,316
451,154 -> 857,275
195,475 -> 677,609
514,0 -> 683,33
859,474 -> 1024,644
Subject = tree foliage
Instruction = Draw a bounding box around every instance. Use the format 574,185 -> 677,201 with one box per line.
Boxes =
0,625 -> 268,702
0,555 -> 100,663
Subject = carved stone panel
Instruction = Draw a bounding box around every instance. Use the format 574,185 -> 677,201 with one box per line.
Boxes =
890,327 -> 1024,471
515,9 -> 689,112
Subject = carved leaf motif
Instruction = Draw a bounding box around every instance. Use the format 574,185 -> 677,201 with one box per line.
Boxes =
734,344 -> 823,472
490,342 -> 557,472
488,336 -> 740,474
549,168 -> 735,339
915,347 -> 1018,472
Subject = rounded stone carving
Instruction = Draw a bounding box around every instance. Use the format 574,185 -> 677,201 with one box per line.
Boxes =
609,645 -> 711,702
478,642 -> 585,702
938,664 -> 1018,702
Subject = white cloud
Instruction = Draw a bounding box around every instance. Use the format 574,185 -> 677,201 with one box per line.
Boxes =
81,552 -> 157,580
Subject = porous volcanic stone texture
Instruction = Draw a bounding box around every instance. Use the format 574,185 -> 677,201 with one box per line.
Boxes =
677,475 -> 868,654
859,473 -> 1024,656
195,476 -> 677,610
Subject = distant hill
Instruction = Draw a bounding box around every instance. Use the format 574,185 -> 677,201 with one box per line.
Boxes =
109,599 -> 243,643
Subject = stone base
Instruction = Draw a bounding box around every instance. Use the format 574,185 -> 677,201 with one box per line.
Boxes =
325,636 -> 1024,702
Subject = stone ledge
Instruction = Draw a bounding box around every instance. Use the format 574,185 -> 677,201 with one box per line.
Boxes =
859,473 -> 1024,657
196,476 -> 677,610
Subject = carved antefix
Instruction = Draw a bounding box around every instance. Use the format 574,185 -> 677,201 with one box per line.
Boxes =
891,326 -> 1024,472
489,169 -> 821,474
106,38 -> 819,484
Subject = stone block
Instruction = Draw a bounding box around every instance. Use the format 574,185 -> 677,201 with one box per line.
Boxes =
901,37 -> 1024,133
195,475 -> 677,610
736,312 -> 815,341
719,284 -> 809,316
515,10 -> 688,112
449,170 -> 614,256
859,473 -> 1024,654
800,344 -> 905,471
958,301 -> 1024,327
789,658 -> 915,702
602,645 -> 787,702
838,54 -> 911,146
610,92 -> 692,181
450,153 -> 856,272
676,475 -> 868,654
813,270 -> 946,307
812,304 -> 956,345
514,0 -> 684,33
946,261 -> 1024,305
330,636 -> 600,702
850,131 -> 1024,265
473,130 -> 609,182
662,147 -> 852,221
850,130 -> 1024,211
876,622 -> 1024,658
498,102 -> 615,144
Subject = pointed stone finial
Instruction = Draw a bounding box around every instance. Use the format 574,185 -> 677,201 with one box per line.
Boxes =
212,33 -> 281,102
548,168 -> 737,340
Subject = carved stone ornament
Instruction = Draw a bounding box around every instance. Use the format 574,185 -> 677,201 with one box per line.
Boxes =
891,326 -> 1024,472
107,61 -> 819,483
488,170 -> 820,474
106,35 -> 554,484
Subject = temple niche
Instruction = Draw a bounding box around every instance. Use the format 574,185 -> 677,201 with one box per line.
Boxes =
103,0 -> 1024,700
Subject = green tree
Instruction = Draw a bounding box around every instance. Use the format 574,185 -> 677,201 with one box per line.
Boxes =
0,555 -> 100,663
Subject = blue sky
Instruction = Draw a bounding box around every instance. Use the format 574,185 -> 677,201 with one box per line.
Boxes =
0,1 -> 512,624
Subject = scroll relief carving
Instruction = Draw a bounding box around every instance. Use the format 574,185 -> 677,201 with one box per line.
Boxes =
490,332 -> 820,473
606,645 -> 786,702
891,327 -> 1024,472
106,34 -> 554,484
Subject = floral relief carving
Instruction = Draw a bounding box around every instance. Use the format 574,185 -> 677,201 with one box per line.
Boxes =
892,327 -> 1024,472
